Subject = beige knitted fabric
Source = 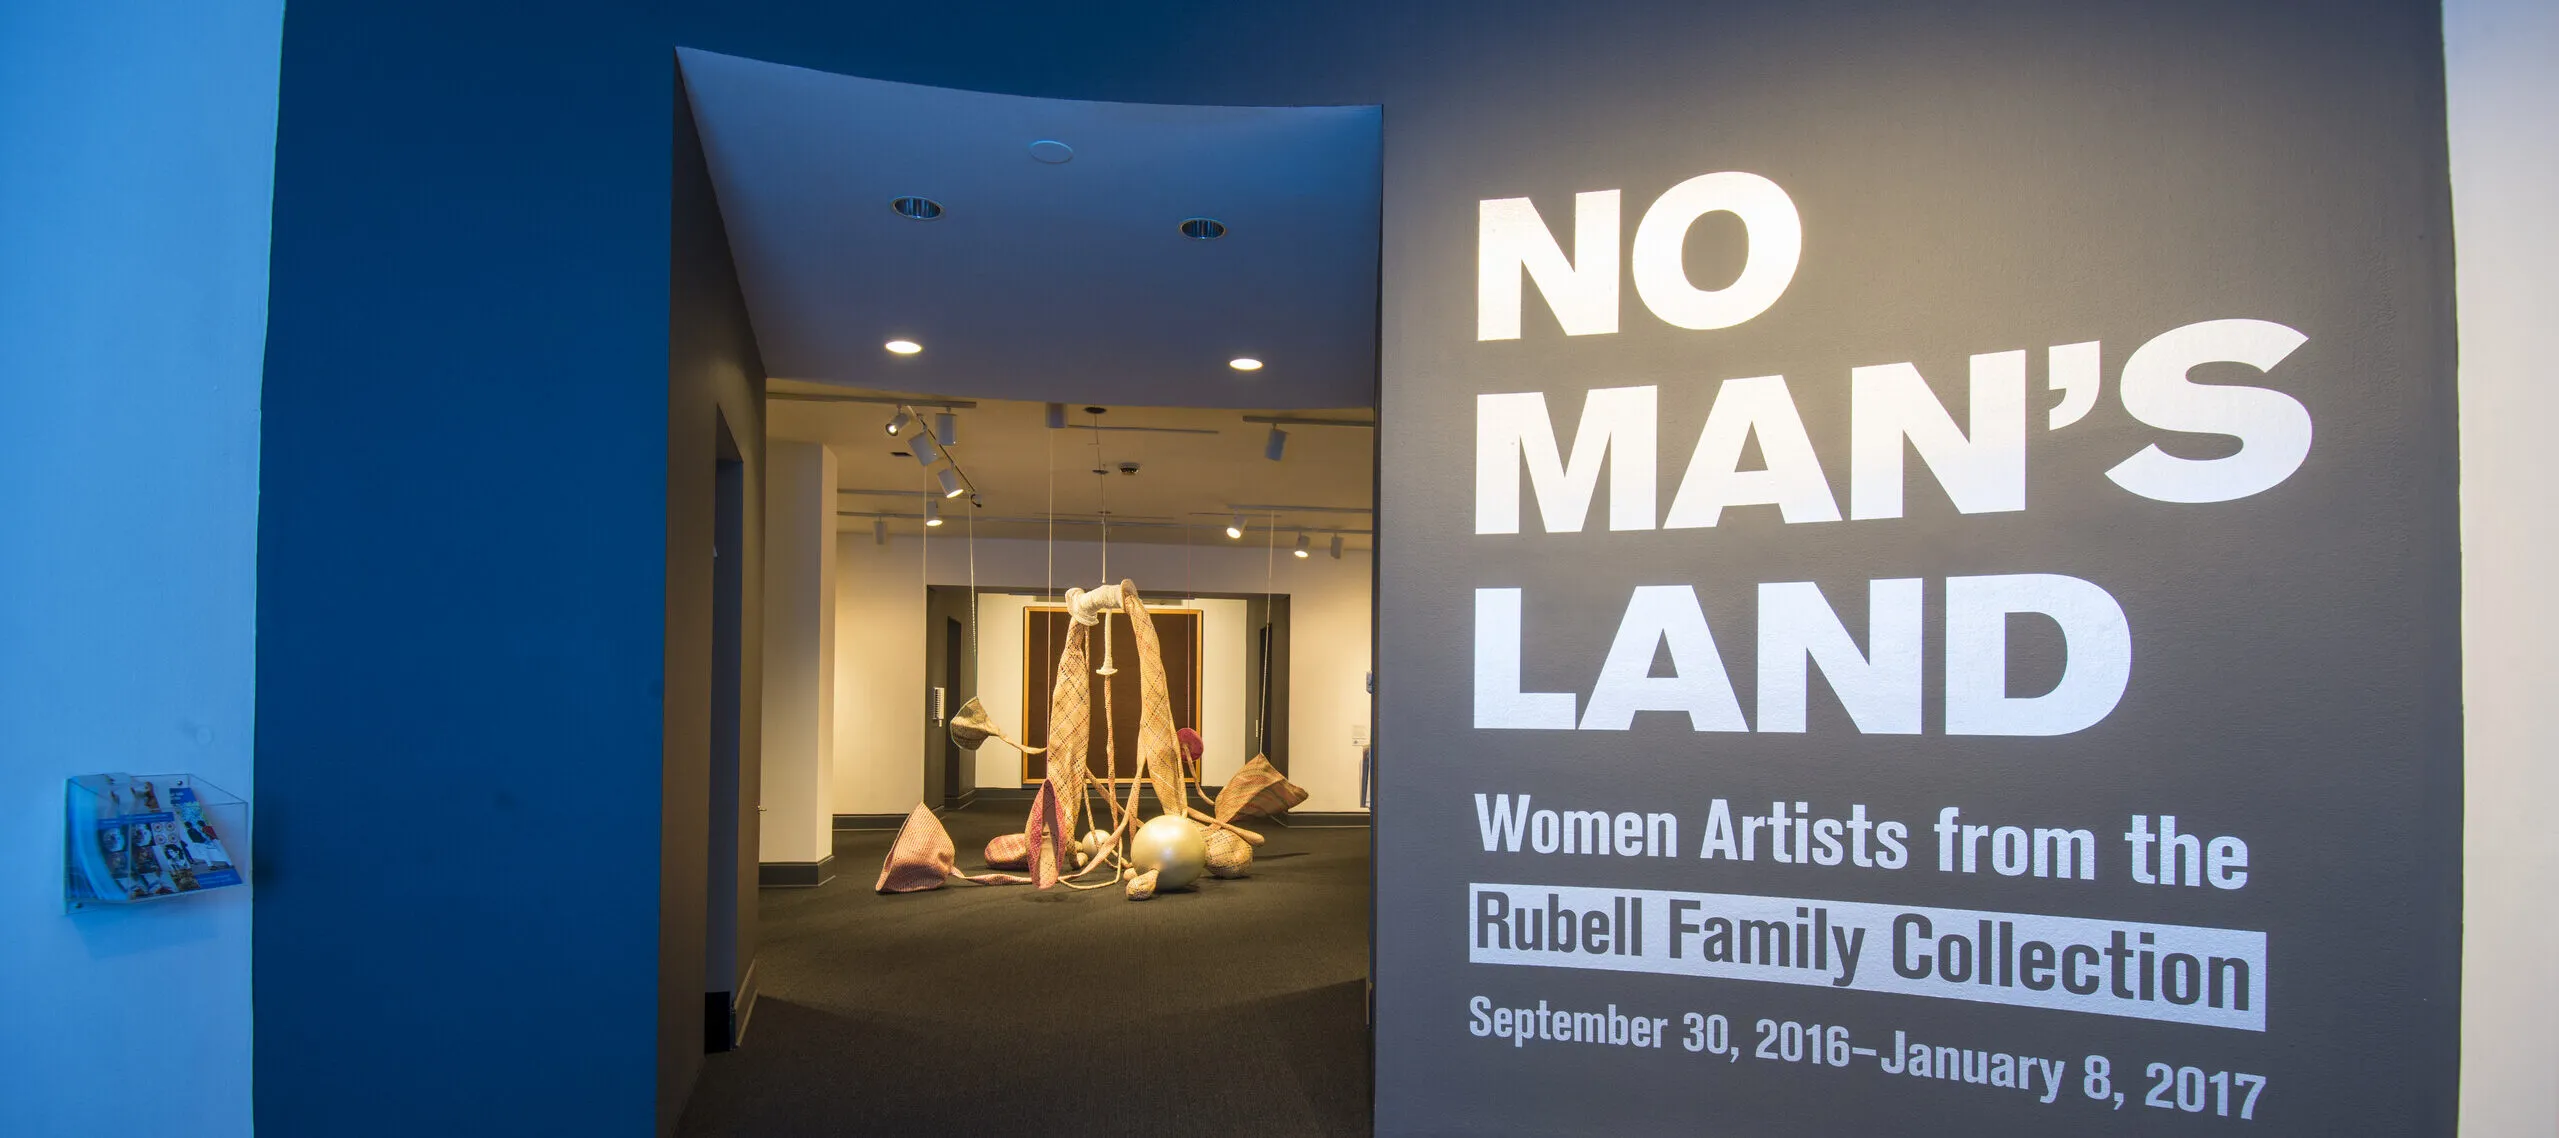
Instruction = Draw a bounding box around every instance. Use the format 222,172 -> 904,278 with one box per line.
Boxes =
1214,754 -> 1309,821
1039,617 -> 1093,843
1118,583 -> 1189,818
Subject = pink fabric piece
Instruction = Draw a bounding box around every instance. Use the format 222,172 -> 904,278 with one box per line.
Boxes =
1023,781 -> 1075,889
877,804 -> 1033,893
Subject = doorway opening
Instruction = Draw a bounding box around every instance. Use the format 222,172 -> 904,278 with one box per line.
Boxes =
704,416 -> 748,1053
670,47 -> 1381,1136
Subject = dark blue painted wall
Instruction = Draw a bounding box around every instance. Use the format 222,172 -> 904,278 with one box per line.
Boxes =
256,5 -> 682,1135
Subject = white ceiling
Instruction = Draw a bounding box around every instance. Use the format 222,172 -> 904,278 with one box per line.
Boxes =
768,388 -> 1374,549
677,48 -> 1382,410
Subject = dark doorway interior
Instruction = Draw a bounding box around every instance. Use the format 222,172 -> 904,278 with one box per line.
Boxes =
704,419 -> 747,1052
941,616 -> 967,805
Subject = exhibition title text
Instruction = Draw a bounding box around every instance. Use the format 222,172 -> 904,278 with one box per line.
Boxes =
1474,173 -> 2311,736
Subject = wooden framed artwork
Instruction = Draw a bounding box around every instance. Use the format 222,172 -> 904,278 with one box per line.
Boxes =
1020,605 -> 1202,784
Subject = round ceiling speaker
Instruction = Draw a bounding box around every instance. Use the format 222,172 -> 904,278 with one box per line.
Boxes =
890,196 -> 943,220
1179,217 -> 1227,240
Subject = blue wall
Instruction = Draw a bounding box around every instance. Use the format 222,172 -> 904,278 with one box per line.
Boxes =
254,4 -> 678,1135
0,3 -> 282,1137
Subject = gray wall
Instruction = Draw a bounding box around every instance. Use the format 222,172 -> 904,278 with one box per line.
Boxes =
666,76 -> 767,1131
1363,2 -> 2459,1134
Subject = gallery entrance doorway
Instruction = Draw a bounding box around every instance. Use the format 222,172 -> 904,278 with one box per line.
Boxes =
668,45 -> 1382,1135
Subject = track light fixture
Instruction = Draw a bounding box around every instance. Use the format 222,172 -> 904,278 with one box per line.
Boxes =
885,408 -> 914,437
1226,514 -> 1245,540
935,412 -> 957,447
1330,534 -> 1344,560
937,467 -> 965,498
910,432 -> 940,466
1264,425 -> 1288,462
924,498 -> 943,527
1293,532 -> 1310,558
874,518 -> 889,546
1045,402 -> 1067,429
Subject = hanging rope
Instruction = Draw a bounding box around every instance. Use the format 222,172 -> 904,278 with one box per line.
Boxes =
1045,423 -> 1055,603
1259,512 -> 1277,749
1088,410 -> 1111,582
966,488 -> 978,670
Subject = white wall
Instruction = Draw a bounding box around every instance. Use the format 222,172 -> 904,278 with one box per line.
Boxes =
835,530 -> 929,814
835,533 -> 1373,813
758,442 -> 837,863
2447,3 -> 2559,1134
970,592 -> 1250,790
0,4 -> 280,1135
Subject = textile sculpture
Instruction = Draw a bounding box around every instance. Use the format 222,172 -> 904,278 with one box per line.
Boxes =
878,579 -> 1279,901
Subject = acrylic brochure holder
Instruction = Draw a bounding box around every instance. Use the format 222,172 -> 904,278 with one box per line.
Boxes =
64,773 -> 249,912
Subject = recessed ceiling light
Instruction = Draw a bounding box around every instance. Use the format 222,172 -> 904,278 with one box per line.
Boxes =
1028,140 -> 1074,164
885,339 -> 921,355
890,196 -> 944,220
1179,217 -> 1228,240
1228,357 -> 1263,371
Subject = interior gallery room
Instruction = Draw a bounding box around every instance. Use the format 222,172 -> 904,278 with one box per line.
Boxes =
674,50 -> 1382,1133
8,2 -> 2557,1137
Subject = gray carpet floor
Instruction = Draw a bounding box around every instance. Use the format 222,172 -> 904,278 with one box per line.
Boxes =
677,801 -> 1374,1137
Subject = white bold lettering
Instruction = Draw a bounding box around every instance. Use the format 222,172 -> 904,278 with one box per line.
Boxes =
1848,351 -> 2027,519
1579,586 -> 1748,731
1475,387 -> 1658,534
1755,579 -> 1923,734
1628,171 -> 1801,331
1478,191 -> 1620,340
1664,376 -> 1841,527
1475,588 -> 1577,729
1943,574 -> 2132,736
2105,319 -> 2312,502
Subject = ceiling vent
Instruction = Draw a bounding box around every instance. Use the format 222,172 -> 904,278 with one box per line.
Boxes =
1178,217 -> 1228,241
890,196 -> 944,220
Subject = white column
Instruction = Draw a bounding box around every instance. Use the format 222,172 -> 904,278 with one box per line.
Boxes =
2450,2 -> 2559,1134
759,441 -> 837,865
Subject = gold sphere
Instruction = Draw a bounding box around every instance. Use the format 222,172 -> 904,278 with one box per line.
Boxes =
1129,814 -> 1208,890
